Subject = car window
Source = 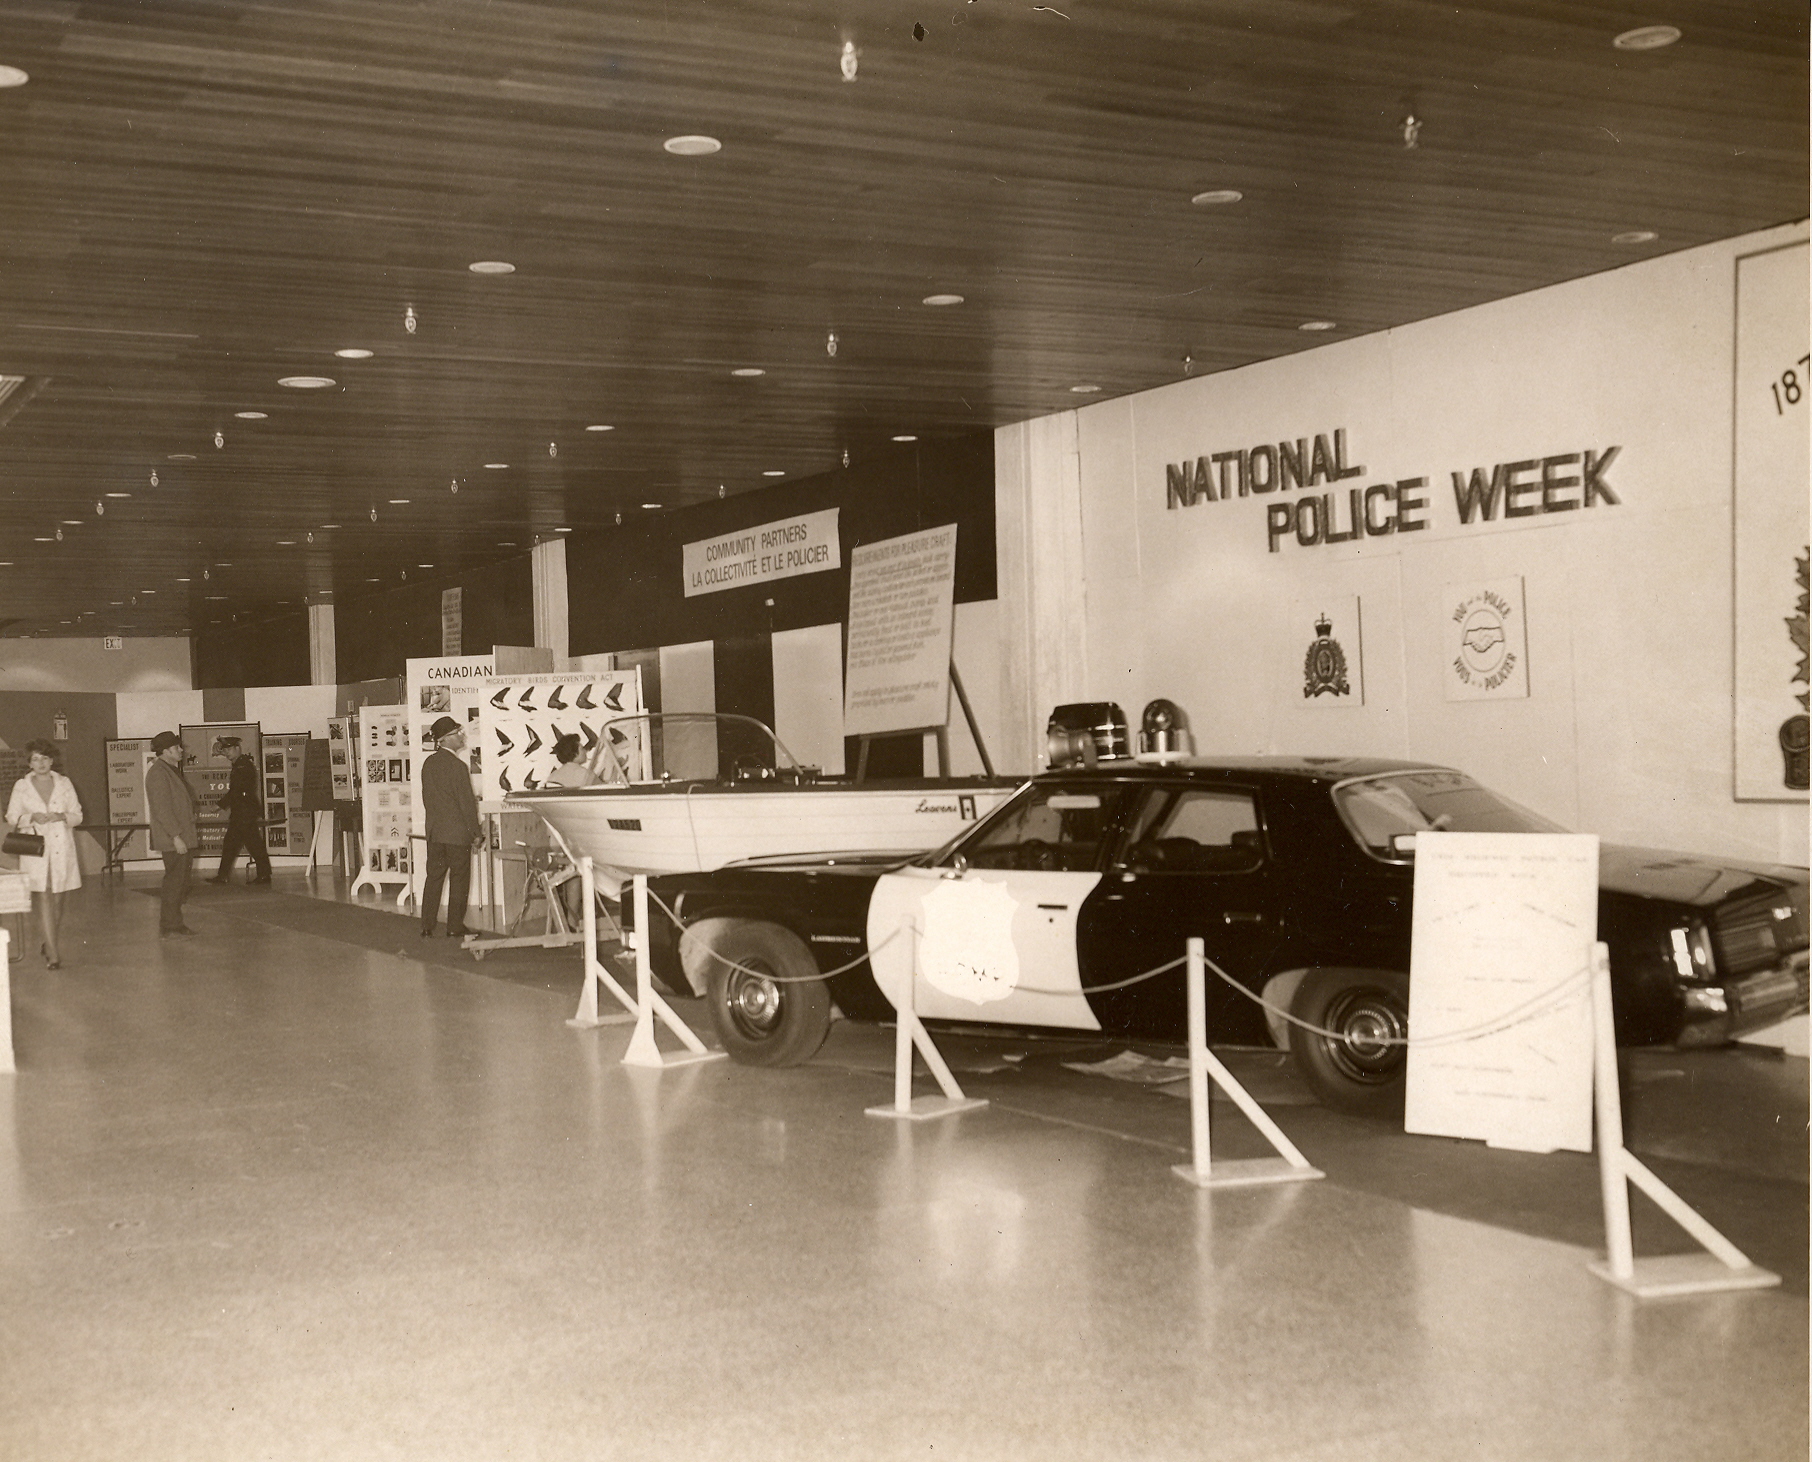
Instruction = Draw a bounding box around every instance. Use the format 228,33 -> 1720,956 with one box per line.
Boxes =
950,783 -> 1136,872
1115,787 -> 1263,874
1333,769 -> 1567,860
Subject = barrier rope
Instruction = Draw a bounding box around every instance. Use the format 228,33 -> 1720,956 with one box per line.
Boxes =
644,886 -> 1593,1050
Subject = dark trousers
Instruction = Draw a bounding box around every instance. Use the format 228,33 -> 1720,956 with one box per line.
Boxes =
160,850 -> 192,932
216,813 -> 271,881
421,841 -> 472,934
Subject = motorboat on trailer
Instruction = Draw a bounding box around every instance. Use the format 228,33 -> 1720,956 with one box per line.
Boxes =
505,712 -> 1023,888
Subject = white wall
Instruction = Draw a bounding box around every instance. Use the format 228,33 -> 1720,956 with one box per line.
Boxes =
0,638 -> 190,693
997,222 -> 1810,866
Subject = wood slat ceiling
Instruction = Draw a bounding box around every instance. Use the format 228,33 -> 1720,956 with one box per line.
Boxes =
0,0 -> 1803,638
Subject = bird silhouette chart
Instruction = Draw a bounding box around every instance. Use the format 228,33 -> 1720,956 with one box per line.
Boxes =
475,669 -> 646,803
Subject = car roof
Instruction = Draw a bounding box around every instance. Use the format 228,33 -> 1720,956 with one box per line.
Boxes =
1034,755 -> 1452,786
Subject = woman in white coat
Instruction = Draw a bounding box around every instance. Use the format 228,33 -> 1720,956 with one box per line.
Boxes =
8,739 -> 83,968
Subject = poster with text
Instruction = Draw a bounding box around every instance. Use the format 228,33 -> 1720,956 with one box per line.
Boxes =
327,716 -> 359,800
353,705 -> 412,884
844,523 -> 958,737
1292,595 -> 1364,707
404,655 -> 494,833
1733,241 -> 1810,799
105,737 -> 155,862
1404,832 -> 1597,1154
476,669 -> 646,802
179,722 -> 260,859
1441,576 -> 1528,701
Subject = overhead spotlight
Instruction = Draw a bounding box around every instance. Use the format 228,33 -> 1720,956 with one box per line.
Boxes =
1183,353 -> 1194,376
1402,114 -> 1421,149
842,448 -> 850,468
841,40 -> 859,81
95,500 -> 103,516
549,441 -> 558,457
1613,24 -> 1680,50
214,429 -> 225,448
826,331 -> 839,357
614,512 -> 623,526
369,506 -> 378,522
718,484 -> 726,498
404,305 -> 417,334
450,478 -> 459,493
150,470 -> 158,487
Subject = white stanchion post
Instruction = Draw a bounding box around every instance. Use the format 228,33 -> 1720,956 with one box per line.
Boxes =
0,928 -> 13,1075
618,875 -> 725,1069
866,916 -> 986,1122
1585,940 -> 1778,1297
1172,937 -> 1322,1189
566,856 -> 632,1029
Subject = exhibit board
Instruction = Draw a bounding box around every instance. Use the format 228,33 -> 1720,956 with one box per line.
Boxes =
179,722 -> 260,859
327,716 -> 359,799
843,523 -> 958,737
1403,832 -> 1597,1154
403,655 -> 494,834
104,738 -> 154,862
475,668 -> 646,801
262,732 -> 310,853
350,706 -> 412,894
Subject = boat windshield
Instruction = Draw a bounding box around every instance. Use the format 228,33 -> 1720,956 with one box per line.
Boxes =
1333,769 -> 1566,861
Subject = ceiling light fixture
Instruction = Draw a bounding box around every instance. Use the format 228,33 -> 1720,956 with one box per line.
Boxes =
1190,189 -> 1242,206
585,424 -> 614,432
1612,229 -> 1658,244
731,367 -> 765,378
1298,320 -> 1338,331
213,430 -> 224,448
641,502 -> 662,510
1070,385 -> 1100,394
0,66 -> 28,87
484,462 -> 508,469
235,410 -> 267,419
106,492 -> 130,498
840,40 -> 859,81
335,348 -> 373,359
762,470 -> 785,477
469,260 -> 515,275
278,376 -> 335,389
664,134 -> 722,156
923,294 -> 964,306
388,498 -> 411,504
892,434 -> 918,442
1613,24 -> 1681,50
404,305 -> 417,334
555,526 -> 572,533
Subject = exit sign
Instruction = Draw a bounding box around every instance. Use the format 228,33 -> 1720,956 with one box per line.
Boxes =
102,636 -> 123,651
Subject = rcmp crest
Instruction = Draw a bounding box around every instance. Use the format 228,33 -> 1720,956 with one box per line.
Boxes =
1303,612 -> 1351,698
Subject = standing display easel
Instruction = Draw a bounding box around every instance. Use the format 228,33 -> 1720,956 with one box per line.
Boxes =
349,705 -> 413,902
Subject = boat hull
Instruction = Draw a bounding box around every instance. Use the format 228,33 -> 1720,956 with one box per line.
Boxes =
507,779 -> 1022,877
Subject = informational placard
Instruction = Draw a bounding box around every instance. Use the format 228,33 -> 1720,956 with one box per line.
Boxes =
104,737 -> 155,862
441,587 -> 463,656
262,732 -> 310,852
404,655 -> 494,834
179,722 -> 260,859
301,737 -> 334,813
476,669 -> 646,802
1440,576 -> 1529,701
1404,832 -> 1597,1154
1733,241 -> 1810,799
843,523 -> 958,737
682,507 -> 841,597
1293,595 -> 1364,706
351,705 -> 412,892
326,716 -> 358,799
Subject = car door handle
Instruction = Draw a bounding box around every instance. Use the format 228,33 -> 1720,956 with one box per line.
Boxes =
1222,911 -> 1264,924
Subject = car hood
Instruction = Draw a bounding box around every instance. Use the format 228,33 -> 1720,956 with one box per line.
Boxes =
1598,843 -> 1806,907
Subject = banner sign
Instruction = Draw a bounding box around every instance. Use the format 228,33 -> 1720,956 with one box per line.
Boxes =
682,507 -> 840,597
1733,241 -> 1810,799
476,669 -> 647,802
843,523 -> 958,737
1404,832 -> 1597,1154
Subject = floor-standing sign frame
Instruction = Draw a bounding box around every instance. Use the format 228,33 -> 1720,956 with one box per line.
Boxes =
349,706 -> 412,901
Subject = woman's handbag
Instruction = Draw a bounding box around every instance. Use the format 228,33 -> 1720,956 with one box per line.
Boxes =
3,830 -> 45,858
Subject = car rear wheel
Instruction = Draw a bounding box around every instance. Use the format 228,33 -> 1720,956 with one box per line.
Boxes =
1288,967 -> 1410,1118
700,921 -> 833,1066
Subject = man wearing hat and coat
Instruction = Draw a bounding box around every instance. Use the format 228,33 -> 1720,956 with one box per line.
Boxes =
420,714 -> 483,938
146,731 -> 199,937
208,735 -> 272,886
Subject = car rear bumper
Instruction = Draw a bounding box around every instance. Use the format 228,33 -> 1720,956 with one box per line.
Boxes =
1675,950 -> 1810,1047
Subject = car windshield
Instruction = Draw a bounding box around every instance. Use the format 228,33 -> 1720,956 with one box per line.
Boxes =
1333,769 -> 1566,859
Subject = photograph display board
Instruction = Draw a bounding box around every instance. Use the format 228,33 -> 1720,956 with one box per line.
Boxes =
1733,241 -> 1810,799
1403,832 -> 1597,1154
262,732 -> 310,852
843,522 -> 959,737
476,669 -> 646,802
327,716 -> 359,800
404,655 -> 494,836
104,737 -> 155,862
179,722 -> 260,859
354,706 -> 412,885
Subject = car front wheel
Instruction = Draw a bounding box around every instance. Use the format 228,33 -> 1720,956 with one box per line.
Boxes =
1287,967 -> 1410,1118
699,920 -> 833,1066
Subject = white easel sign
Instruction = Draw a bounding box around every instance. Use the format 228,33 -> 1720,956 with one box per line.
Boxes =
843,522 -> 958,737
1404,832 -> 1597,1154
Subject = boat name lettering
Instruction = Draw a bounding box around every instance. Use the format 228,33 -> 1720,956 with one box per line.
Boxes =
809,934 -> 865,944
607,818 -> 642,831
914,799 -> 957,813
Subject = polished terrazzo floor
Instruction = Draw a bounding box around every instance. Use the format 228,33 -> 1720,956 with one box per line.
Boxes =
1,873 -> 1805,1461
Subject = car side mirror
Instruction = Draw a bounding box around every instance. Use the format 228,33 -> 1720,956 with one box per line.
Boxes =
942,853 -> 970,879
1389,833 -> 1417,857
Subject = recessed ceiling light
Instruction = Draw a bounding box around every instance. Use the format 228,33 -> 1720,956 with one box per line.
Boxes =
468,260 -> 515,275
891,434 -> 918,442
484,462 -> 509,469
555,527 -> 572,533
175,577 -> 190,582
1191,189 -> 1243,206
387,498 -> 411,504
664,134 -> 722,156
1298,320 -> 1338,332
923,294 -> 964,306
0,562 -> 12,567
1069,385 -> 1100,395
731,368 -> 765,378
320,523 -> 340,529
234,410 -> 268,419
276,540 -> 296,546
278,376 -> 335,389
0,66 -> 27,88
585,423 -> 614,432
205,595 -> 227,601
1612,229 -> 1658,245
60,519 -> 82,525
366,577 -> 381,583
417,563 -> 434,568
641,502 -> 662,509
215,562 -> 232,567
32,537 -> 52,542
167,452 -> 196,461
762,469 -> 785,477
334,347 -> 374,359
105,492 -> 131,498
498,541 -> 517,547
1613,24 -> 1681,50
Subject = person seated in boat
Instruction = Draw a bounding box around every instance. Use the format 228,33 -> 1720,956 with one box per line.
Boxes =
547,732 -> 598,789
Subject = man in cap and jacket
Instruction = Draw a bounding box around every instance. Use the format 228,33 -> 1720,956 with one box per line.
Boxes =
208,735 -> 272,886
419,714 -> 482,938
145,730 -> 199,937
